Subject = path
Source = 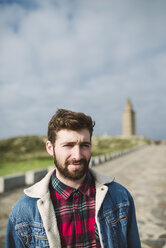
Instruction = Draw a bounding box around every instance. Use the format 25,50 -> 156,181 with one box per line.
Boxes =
95,145 -> 166,248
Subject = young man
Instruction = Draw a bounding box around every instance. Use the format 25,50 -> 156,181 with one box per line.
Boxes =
6,109 -> 141,248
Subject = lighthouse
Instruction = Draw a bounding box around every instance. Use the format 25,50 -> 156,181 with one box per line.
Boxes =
123,99 -> 136,137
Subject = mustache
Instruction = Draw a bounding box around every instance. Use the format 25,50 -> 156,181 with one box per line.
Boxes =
65,159 -> 87,166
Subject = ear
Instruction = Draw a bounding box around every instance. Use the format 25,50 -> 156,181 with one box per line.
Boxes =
46,140 -> 54,156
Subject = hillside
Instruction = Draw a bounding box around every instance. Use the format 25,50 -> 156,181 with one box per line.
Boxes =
0,136 -> 48,162
0,135 -> 148,176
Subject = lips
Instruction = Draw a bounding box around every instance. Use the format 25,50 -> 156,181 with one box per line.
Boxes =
68,162 -> 83,168
66,159 -> 86,166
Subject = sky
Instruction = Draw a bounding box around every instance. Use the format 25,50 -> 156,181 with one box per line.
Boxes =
0,0 -> 166,140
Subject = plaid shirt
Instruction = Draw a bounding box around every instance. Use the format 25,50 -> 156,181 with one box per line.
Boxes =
49,170 -> 101,248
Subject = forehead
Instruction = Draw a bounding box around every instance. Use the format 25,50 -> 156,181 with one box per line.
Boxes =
56,129 -> 91,143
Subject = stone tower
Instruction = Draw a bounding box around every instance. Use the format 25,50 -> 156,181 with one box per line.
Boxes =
123,99 -> 136,137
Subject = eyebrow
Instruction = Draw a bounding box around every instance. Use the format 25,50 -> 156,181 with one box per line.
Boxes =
61,141 -> 91,146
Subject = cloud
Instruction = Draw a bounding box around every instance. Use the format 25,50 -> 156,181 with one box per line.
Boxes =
0,0 -> 166,139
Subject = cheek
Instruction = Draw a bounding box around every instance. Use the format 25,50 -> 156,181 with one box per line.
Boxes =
55,149 -> 70,161
84,149 -> 91,159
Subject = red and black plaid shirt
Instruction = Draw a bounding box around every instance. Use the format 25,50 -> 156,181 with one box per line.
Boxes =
49,170 -> 101,248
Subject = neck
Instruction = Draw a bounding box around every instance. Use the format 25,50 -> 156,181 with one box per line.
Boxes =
55,170 -> 86,188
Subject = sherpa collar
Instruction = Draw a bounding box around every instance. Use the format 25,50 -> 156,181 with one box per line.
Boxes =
24,168 -> 114,199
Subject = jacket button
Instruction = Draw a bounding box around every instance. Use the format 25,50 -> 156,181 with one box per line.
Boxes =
101,187 -> 104,191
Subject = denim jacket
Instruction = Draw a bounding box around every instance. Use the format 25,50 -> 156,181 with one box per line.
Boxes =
6,168 -> 141,248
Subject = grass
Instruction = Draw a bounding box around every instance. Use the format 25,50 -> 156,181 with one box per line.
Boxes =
0,158 -> 53,177
0,136 -> 53,176
0,135 -> 148,177
91,136 -> 148,156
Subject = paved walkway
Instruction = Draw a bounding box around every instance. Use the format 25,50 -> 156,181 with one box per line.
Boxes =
95,145 -> 166,248
0,145 -> 166,247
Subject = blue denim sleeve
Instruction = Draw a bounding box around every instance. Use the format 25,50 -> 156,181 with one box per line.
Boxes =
127,193 -> 141,248
5,216 -> 25,248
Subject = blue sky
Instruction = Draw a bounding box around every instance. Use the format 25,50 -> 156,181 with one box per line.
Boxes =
0,0 -> 166,140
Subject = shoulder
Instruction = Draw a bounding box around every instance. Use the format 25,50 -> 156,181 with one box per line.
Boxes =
106,181 -> 133,203
9,195 -> 39,224
107,181 -> 129,191
12,194 -> 38,210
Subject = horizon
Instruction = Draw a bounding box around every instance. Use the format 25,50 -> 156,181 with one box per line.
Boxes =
0,133 -> 163,142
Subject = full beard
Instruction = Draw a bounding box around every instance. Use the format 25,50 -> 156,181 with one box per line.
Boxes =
53,152 -> 90,181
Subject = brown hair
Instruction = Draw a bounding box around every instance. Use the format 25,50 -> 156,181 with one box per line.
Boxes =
47,109 -> 95,144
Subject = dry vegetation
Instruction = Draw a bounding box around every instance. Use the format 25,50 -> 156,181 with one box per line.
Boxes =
0,135 -> 148,176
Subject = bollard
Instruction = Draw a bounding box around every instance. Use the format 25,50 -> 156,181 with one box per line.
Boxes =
25,169 -> 48,185
0,174 -> 25,193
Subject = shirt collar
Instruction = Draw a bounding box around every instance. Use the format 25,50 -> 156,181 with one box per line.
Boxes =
51,170 -> 95,200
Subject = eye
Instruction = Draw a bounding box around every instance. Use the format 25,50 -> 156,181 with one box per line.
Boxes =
63,144 -> 73,147
81,143 -> 91,148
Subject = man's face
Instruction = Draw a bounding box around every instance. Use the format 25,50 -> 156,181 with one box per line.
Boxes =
53,129 -> 91,181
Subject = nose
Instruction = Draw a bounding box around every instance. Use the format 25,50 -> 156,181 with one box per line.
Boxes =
72,145 -> 82,161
